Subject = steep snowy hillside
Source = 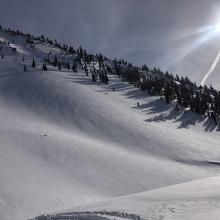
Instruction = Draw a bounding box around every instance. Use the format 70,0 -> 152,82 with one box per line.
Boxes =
1,30 -> 220,220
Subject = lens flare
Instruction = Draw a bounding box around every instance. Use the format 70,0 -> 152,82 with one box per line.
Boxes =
199,24 -> 220,86
213,24 -> 220,33
201,49 -> 220,86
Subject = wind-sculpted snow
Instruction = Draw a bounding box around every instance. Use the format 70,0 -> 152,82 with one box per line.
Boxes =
1,32 -> 220,220
32,211 -> 141,220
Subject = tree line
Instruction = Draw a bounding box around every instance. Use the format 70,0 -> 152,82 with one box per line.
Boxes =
1,25 -> 220,124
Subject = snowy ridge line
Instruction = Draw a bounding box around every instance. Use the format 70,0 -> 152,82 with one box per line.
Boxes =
31,211 -> 141,220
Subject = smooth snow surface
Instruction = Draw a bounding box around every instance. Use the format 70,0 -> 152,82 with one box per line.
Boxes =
1,30 -> 220,220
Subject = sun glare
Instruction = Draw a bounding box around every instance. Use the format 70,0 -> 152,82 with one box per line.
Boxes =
213,23 -> 220,33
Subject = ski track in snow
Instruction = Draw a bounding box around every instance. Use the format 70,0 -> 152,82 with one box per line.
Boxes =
1,30 -> 220,220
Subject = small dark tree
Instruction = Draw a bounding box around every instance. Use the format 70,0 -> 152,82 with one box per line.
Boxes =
72,63 -> 77,72
42,63 -> 47,71
104,72 -> 109,84
66,62 -> 70,71
32,58 -> 36,68
84,64 -> 88,76
72,63 -> 77,73
58,62 -> 61,71
92,73 -> 96,82
53,55 -> 58,67
164,85 -> 172,103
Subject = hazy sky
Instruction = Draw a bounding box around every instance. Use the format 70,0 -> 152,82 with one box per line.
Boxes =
1,0 -> 220,82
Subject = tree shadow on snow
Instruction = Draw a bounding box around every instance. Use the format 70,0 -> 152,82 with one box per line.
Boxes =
145,108 -> 181,123
73,75 -> 220,132
108,82 -> 132,91
122,87 -> 150,100
73,76 -> 134,92
175,111 -> 204,129
140,99 -> 219,132
138,99 -> 171,114
120,87 -> 219,132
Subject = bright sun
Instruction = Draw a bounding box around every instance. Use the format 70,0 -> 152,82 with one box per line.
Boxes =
213,23 -> 220,33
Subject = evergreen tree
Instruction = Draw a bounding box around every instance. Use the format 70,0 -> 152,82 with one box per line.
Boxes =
104,73 -> 109,84
66,62 -> 70,71
84,63 -> 88,76
32,58 -> 36,68
164,85 -> 172,103
53,55 -> 58,67
58,62 -> 61,71
72,63 -> 77,72
92,72 -> 96,82
42,63 -> 47,71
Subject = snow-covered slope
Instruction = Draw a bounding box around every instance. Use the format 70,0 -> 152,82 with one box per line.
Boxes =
79,176 -> 220,220
1,30 -> 220,220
